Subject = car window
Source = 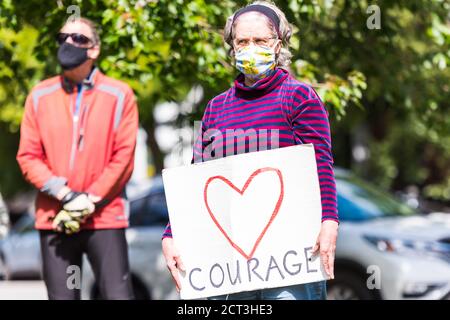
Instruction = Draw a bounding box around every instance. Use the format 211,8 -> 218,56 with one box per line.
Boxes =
336,176 -> 417,222
129,191 -> 169,227
147,191 -> 168,220
12,214 -> 35,234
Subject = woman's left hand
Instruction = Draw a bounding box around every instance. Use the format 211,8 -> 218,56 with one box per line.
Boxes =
312,220 -> 339,279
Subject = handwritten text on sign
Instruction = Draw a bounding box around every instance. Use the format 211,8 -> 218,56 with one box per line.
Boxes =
162,144 -> 327,299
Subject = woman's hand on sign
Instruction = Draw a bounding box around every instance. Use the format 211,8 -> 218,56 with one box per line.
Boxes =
312,220 -> 339,279
162,237 -> 185,292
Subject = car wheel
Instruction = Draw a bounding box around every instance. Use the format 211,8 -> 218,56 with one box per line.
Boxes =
327,271 -> 377,300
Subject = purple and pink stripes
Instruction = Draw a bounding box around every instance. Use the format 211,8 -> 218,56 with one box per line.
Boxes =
163,68 -> 338,238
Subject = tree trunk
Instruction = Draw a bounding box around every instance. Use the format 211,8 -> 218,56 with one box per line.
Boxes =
143,116 -> 165,174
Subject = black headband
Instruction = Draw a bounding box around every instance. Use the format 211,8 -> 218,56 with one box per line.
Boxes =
232,4 -> 281,38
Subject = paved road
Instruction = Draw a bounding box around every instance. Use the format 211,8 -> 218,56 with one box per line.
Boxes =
0,281 -> 47,300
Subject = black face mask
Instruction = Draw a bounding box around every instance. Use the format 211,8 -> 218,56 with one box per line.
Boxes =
57,42 -> 89,70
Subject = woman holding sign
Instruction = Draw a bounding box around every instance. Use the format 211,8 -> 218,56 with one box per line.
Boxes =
162,0 -> 338,300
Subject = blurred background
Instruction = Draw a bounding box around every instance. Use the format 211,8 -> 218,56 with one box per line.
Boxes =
0,0 -> 449,300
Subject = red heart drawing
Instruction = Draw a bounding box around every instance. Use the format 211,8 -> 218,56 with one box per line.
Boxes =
203,167 -> 284,260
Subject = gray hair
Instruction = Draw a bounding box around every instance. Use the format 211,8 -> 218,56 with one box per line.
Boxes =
62,17 -> 101,46
223,0 -> 293,68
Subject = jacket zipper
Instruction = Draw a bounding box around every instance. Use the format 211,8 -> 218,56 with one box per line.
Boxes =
69,87 -> 84,171
78,103 -> 89,151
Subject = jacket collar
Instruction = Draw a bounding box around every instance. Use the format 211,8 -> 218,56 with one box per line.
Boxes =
61,67 -> 99,93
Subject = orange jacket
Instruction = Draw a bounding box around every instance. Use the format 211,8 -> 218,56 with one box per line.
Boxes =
17,68 -> 139,230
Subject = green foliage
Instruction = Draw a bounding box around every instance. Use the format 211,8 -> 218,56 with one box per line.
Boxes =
0,0 -> 448,204
0,25 -> 43,131
281,0 -> 450,202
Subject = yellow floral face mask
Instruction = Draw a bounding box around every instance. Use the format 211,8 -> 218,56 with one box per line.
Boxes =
235,44 -> 276,81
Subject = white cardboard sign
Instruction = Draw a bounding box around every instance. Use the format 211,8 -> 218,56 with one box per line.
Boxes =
162,144 -> 327,299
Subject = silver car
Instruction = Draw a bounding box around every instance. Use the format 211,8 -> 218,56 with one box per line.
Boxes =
328,169 -> 450,300
82,177 -> 177,299
2,171 -> 449,300
0,177 -> 177,300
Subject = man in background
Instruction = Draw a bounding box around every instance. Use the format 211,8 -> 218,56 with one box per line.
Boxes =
16,17 -> 138,300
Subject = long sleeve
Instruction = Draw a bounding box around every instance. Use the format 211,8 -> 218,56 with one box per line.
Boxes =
86,88 -> 139,201
16,94 -> 67,197
192,100 -> 215,163
163,222 -> 172,238
291,86 -> 339,223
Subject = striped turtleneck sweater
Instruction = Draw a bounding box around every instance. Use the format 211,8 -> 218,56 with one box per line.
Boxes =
163,68 -> 338,238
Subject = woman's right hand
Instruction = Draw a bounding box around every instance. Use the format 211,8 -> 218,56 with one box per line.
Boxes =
162,237 -> 185,292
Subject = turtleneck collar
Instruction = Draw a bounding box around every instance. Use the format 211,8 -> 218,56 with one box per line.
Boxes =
234,68 -> 289,97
